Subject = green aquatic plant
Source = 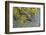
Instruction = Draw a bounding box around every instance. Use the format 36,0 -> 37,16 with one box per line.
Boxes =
13,7 -> 37,27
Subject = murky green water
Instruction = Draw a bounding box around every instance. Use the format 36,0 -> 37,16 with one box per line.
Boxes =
13,8 -> 40,28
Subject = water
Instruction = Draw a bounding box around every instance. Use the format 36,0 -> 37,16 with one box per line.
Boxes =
13,8 -> 40,28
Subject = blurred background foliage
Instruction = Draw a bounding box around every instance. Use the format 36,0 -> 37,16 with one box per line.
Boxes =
13,7 -> 37,26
